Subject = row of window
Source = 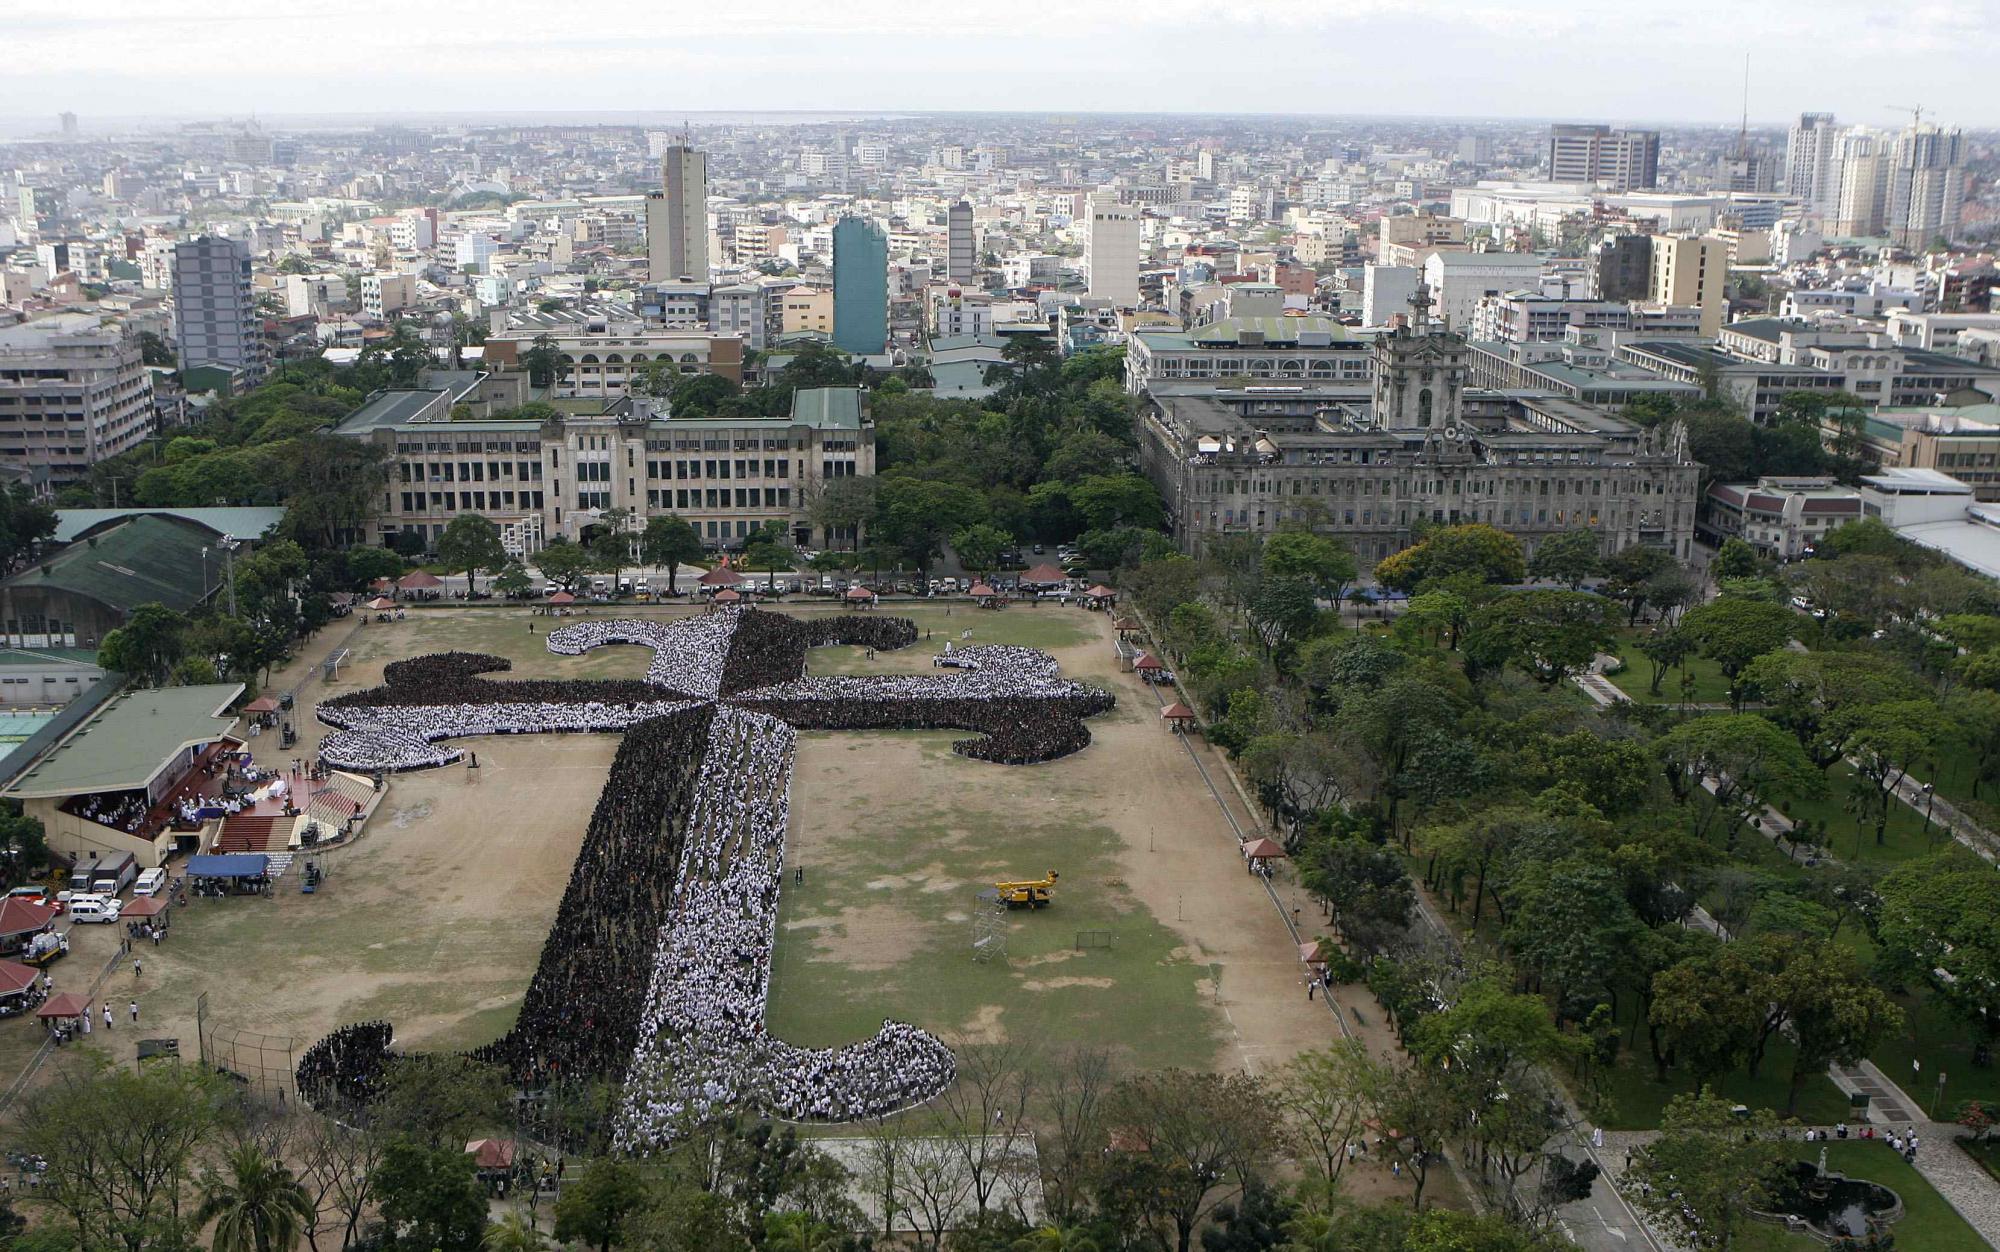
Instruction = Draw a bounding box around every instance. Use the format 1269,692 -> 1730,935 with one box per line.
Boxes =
398,491 -> 548,513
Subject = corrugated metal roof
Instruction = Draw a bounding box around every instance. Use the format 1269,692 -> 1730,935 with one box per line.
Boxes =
5,515 -> 223,615
54,507 -> 285,545
5,683 -> 241,798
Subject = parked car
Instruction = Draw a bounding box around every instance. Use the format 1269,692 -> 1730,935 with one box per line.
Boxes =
67,895 -> 121,924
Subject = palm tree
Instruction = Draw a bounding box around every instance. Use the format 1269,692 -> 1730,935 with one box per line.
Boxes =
763,1211 -> 841,1252
482,1212 -> 544,1252
1014,1225 -> 1101,1252
198,1144 -> 316,1252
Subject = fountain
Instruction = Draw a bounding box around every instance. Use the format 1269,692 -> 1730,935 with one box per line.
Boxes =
1759,1158 -> 1904,1240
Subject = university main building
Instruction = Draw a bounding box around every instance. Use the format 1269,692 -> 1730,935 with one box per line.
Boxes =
1134,285 -> 1701,568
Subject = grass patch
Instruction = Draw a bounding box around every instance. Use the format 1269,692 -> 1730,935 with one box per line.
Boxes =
1868,990 -> 2000,1112
1592,1036 -> 1852,1130
1770,1141 -> 1988,1252
766,730 -> 1221,1072
1604,647 -> 1736,706
1770,764 -> 1962,868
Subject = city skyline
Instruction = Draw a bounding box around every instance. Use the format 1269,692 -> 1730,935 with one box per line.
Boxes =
7,0 -> 2000,127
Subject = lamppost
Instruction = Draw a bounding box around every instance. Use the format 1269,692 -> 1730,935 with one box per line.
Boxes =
1935,1069 -> 1949,1119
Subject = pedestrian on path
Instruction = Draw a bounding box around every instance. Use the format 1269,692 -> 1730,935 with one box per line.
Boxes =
129,1000 -> 138,1023
1592,1126 -> 1604,1149
80,1008 -> 89,1035
1308,981 -> 1316,1000
103,1003 -> 112,1031
133,957 -> 141,979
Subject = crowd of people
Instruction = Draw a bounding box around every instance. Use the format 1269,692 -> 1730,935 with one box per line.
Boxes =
69,792 -> 148,832
299,607 -> 1112,1138
616,706 -> 953,1149
547,615 -> 735,697
470,707 -> 718,1087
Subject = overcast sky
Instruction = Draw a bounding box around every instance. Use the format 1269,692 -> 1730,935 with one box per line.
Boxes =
6,0 -> 1997,130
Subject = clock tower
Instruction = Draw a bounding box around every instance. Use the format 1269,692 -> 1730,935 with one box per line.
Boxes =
1372,278 -> 1469,432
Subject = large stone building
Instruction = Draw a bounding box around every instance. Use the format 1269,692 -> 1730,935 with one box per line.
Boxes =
1136,284 -> 1700,567
0,314 -> 155,489
1125,316 -> 1376,391
335,383 -> 873,554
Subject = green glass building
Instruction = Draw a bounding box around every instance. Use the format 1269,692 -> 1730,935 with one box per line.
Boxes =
832,216 -> 888,356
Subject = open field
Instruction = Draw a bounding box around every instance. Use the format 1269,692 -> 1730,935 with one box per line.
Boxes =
6,601 -> 1342,1105
768,602 -> 1340,1078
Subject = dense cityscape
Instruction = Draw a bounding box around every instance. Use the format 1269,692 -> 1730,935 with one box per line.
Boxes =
0,67 -> 1996,1252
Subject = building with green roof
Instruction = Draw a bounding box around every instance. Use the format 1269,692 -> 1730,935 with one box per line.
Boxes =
335,378 -> 875,555
0,514 -> 232,651
4,682 -> 242,869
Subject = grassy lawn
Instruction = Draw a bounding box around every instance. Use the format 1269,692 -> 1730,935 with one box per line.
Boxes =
766,730 -> 1223,1074
1604,650 -> 1736,706
1593,1038 -> 1853,1129
1868,991 -> 2000,1113
1769,763 -> 1962,868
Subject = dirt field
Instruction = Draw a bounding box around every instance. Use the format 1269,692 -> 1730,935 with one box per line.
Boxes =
768,603 -> 1341,1078
11,602 -> 1360,1105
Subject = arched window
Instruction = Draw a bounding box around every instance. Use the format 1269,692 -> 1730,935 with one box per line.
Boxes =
680,353 -> 699,364
604,353 -> 624,364
1418,389 -> 1433,427
580,353 -> 600,364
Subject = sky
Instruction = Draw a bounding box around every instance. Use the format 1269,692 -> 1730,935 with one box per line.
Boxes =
5,0 -> 1999,130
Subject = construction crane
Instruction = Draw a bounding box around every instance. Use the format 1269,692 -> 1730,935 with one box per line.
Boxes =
1885,103 -> 1927,129
993,870 -> 1059,909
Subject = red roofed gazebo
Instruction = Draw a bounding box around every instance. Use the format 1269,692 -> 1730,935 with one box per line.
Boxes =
967,582 -> 996,598
845,585 -> 876,602
1160,702 -> 1195,721
398,570 -> 444,590
466,1139 -> 517,1171
0,960 -> 38,999
1022,562 -> 1068,585
1241,837 -> 1287,861
1299,938 -> 1336,966
547,591 -> 576,605
243,696 -> 280,714
364,596 -> 396,611
699,562 -> 744,587
36,992 -> 88,1028
1087,584 -> 1116,599
121,895 -> 168,920
0,898 -> 58,951
1134,653 -> 1164,672
712,588 -> 742,604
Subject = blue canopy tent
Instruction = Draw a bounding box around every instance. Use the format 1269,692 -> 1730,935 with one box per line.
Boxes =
185,854 -> 271,897
186,854 -> 269,879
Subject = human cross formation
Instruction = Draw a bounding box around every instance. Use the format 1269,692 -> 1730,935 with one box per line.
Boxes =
295,608 -> 1113,1149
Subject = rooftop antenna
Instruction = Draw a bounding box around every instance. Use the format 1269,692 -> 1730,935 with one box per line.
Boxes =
1735,53 -> 1751,159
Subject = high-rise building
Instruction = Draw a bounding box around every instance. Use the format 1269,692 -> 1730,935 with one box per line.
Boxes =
1591,233 -> 1654,301
947,201 -> 976,283
831,216 -> 888,356
57,113 -> 77,138
1785,112 -> 1839,210
1887,125 -> 1965,249
647,143 -> 709,283
1546,124 -> 1660,191
0,314 -> 155,485
171,235 -> 265,385
1830,129 -> 1891,238
1647,234 -> 1728,337
1085,196 -> 1141,306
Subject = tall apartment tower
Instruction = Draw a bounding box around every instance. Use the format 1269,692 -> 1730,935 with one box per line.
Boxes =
1785,112 -> 1839,210
1546,124 -> 1660,191
1590,233 -> 1654,301
1887,125 -> 1965,249
646,143 -> 709,282
171,235 -> 265,385
831,216 -> 888,356
946,201 -> 976,283
1830,129 -> 1891,238
1647,235 -> 1728,337
1084,196 -> 1142,307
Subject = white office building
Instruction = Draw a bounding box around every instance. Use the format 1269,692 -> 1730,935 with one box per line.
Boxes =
1085,197 -> 1141,307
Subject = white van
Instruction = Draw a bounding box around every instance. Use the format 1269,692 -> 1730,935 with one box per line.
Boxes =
133,868 -> 167,897
68,895 -> 121,924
